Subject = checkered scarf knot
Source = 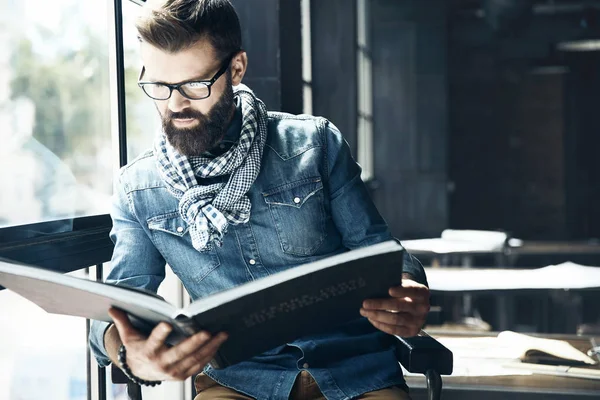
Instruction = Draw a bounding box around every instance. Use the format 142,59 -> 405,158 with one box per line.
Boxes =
155,84 -> 268,251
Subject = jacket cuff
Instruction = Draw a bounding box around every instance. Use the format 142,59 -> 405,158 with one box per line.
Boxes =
89,320 -> 113,368
402,251 -> 428,287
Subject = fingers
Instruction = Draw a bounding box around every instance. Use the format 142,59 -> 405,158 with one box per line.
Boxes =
363,297 -> 429,316
160,330 -> 212,366
363,298 -> 407,312
108,308 -> 143,344
161,332 -> 228,380
361,279 -> 430,338
365,317 -> 419,337
360,309 -> 414,327
388,284 -> 430,300
171,333 -> 228,375
146,322 -> 174,354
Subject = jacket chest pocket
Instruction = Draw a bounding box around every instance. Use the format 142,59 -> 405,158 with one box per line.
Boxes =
263,177 -> 326,256
147,212 -> 221,282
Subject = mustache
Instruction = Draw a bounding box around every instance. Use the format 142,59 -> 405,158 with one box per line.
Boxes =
165,109 -> 206,120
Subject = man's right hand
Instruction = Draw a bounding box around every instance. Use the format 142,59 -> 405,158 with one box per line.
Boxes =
107,308 -> 228,382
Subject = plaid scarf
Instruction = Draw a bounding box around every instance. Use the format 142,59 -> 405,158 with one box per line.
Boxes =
155,84 -> 268,252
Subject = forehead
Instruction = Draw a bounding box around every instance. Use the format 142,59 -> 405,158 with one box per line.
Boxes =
140,39 -> 219,83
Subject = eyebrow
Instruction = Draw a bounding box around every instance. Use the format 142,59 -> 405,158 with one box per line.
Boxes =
145,63 -> 221,84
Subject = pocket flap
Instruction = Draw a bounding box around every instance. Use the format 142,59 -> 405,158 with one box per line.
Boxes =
263,178 -> 323,208
147,212 -> 189,237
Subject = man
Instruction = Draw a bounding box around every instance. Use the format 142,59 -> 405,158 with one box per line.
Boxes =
89,1 -> 430,399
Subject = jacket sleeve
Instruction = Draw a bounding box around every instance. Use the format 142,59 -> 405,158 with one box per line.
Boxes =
88,170 -> 167,367
324,120 -> 427,287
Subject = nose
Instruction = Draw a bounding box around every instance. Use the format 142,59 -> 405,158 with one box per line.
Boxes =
167,89 -> 191,113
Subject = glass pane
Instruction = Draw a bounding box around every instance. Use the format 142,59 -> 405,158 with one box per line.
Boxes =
0,270 -> 88,400
357,0 -> 367,48
0,0 -> 114,230
303,83 -> 313,115
358,118 -> 373,181
301,0 -> 312,83
123,0 -> 162,161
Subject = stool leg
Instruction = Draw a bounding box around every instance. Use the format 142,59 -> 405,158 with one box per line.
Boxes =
425,369 -> 442,400
127,382 -> 142,400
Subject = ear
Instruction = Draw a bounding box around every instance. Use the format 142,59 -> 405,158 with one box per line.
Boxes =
230,51 -> 248,86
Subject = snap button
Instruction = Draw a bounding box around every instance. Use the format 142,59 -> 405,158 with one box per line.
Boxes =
176,226 -> 184,233
302,362 -> 309,369
293,197 -> 301,204
249,259 -> 256,265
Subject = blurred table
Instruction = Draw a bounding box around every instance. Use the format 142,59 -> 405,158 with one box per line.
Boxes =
402,236 -> 600,266
402,231 -> 600,332
405,332 -> 600,400
424,263 -> 600,332
425,262 -> 600,292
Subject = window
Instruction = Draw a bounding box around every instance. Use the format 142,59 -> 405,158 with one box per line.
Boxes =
0,0 -> 114,231
123,0 -> 162,161
357,0 -> 374,181
0,270 -> 90,400
0,0 -> 117,399
301,0 -> 313,115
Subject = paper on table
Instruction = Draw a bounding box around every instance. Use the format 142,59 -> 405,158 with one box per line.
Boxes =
425,262 -> 600,291
402,229 -> 509,254
406,333 -> 596,377
498,331 -> 597,365
402,238 -> 504,254
509,363 -> 600,380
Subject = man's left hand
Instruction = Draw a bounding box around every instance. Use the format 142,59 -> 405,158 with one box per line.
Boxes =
360,273 -> 430,337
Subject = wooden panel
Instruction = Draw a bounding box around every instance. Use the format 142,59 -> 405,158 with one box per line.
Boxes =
447,16 -> 570,239
231,0 -> 282,110
371,0 -> 448,238
310,0 -> 358,153
279,0 -> 303,115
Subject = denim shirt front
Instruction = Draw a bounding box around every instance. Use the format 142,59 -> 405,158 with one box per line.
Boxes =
89,104 -> 427,400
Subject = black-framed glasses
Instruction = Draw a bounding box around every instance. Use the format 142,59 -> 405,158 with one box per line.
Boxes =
137,52 -> 236,101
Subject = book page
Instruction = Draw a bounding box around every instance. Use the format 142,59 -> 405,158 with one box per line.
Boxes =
0,261 -> 178,321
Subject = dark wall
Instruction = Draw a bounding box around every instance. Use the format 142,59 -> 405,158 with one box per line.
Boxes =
311,0 -> 358,153
280,0 -> 303,115
370,0 -> 449,239
231,0 -> 303,113
232,0 -> 281,110
448,11 -> 600,240
563,52 -> 600,239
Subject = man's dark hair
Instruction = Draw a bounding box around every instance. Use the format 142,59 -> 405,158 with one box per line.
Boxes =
136,0 -> 242,59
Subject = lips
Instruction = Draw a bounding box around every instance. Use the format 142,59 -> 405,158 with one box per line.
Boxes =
172,118 -> 198,127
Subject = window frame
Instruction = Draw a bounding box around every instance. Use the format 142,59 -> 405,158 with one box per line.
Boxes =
356,0 -> 374,183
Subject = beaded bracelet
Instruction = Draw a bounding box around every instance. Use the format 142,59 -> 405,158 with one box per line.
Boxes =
117,344 -> 162,387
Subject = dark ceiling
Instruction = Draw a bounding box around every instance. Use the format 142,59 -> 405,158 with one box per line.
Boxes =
449,0 -> 600,12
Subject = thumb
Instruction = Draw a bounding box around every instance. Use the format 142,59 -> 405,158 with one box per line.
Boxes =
108,307 -> 143,345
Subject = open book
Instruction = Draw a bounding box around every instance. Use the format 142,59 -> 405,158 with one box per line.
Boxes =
424,331 -> 598,379
497,331 -> 598,366
0,240 -> 403,368
436,331 -> 598,367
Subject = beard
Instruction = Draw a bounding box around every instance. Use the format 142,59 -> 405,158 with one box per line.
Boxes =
161,73 -> 234,157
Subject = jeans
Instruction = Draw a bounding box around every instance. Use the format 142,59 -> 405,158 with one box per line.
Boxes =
193,371 -> 412,400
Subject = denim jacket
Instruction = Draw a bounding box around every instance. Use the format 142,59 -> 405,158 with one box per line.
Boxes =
89,104 -> 427,400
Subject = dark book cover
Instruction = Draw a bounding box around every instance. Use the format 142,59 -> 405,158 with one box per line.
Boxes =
185,247 -> 404,368
0,241 -> 404,369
